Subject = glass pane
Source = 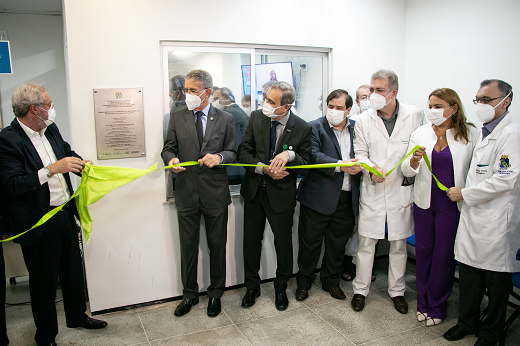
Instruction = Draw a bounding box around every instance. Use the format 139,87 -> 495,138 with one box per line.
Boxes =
254,53 -> 323,122
163,51 -> 251,198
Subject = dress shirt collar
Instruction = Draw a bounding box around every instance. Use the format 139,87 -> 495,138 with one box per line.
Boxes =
272,108 -> 290,126
18,118 -> 46,138
377,100 -> 399,120
483,111 -> 508,139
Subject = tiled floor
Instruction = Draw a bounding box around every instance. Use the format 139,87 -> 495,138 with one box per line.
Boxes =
5,259 -> 520,346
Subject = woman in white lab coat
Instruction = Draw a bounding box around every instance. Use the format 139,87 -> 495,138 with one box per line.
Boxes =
401,88 -> 478,327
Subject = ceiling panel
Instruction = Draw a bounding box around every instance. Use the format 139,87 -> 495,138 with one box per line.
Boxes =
0,0 -> 61,14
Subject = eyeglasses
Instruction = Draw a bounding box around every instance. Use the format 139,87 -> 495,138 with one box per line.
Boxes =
184,88 -> 205,95
473,96 -> 503,105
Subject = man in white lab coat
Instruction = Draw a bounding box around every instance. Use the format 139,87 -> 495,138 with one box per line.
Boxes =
351,69 -> 425,313
444,80 -> 519,346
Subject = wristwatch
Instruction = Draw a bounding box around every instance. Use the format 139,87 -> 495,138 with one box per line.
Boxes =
44,167 -> 52,178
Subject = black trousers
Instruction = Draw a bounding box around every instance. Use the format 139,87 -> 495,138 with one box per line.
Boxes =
297,191 -> 355,289
458,262 -> 512,343
177,204 -> 228,299
0,244 -> 9,346
243,186 -> 295,293
21,207 -> 86,345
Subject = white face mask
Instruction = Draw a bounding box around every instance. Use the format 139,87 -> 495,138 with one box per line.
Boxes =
326,108 -> 348,126
318,100 -> 323,112
359,99 -> 371,113
475,91 -> 511,123
262,102 -> 286,119
185,90 -> 206,111
37,103 -> 56,126
370,91 -> 393,110
212,99 -> 224,110
243,106 -> 251,115
427,107 -> 451,127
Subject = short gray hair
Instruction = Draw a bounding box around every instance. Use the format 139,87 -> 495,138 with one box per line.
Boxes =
262,80 -> 277,98
371,69 -> 399,91
11,83 -> 46,118
270,81 -> 295,106
186,69 -> 213,90
480,79 -> 513,110
356,84 -> 370,100
219,87 -> 235,103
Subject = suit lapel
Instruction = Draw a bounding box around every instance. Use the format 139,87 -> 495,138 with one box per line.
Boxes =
12,119 -> 44,169
202,106 -> 217,152
184,109 -> 200,151
275,111 -> 295,154
348,119 -> 355,159
322,116 -> 341,158
262,113 -> 271,162
45,126 -> 64,160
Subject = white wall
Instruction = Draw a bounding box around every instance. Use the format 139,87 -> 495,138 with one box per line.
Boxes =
0,13 -> 71,141
403,0 -> 520,122
62,0 -> 408,312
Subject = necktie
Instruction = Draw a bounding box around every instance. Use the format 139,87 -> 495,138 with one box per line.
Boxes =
270,121 -> 280,159
195,111 -> 204,148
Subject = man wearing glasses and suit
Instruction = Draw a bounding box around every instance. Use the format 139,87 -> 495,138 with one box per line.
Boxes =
162,69 -> 237,318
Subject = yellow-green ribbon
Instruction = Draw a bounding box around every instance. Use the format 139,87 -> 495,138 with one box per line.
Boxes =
4,144 -> 448,243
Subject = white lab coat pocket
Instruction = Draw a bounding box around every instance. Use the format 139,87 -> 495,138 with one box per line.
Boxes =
468,207 -> 505,242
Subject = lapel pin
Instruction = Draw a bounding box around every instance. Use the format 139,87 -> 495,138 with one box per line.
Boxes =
287,129 -> 292,133
283,144 -> 288,150
210,117 -> 214,120
289,146 -> 293,150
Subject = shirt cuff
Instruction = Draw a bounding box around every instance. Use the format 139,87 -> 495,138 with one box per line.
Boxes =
218,154 -> 224,164
287,150 -> 295,162
255,162 -> 265,175
38,168 -> 50,185
335,160 -> 342,173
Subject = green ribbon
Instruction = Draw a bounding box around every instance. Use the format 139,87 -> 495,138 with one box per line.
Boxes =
4,145 -> 448,243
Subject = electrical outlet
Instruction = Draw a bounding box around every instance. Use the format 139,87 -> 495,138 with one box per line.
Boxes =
0,30 -> 8,40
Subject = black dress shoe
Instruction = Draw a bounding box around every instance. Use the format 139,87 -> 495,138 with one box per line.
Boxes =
68,315 -> 108,329
241,287 -> 261,308
351,294 -> 365,311
323,286 -> 346,300
295,286 -> 310,301
37,342 -> 57,346
275,291 -> 289,311
391,296 -> 409,314
474,337 -> 496,346
443,325 -> 473,341
207,297 -> 221,317
174,297 -> 199,317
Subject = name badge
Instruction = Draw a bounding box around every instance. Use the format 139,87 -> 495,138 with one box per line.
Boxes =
476,164 -> 489,175
402,139 -> 409,145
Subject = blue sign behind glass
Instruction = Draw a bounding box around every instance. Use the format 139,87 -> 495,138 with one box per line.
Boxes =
0,41 -> 13,74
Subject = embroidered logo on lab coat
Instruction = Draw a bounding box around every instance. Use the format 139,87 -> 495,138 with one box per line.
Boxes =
499,155 -> 512,175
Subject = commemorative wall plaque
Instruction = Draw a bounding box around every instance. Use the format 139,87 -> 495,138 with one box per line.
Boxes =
93,88 -> 146,159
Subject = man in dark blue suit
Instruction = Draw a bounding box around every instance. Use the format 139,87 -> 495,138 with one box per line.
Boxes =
295,89 -> 362,301
0,83 -> 107,346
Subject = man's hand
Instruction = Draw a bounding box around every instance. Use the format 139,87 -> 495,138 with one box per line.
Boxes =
48,157 -> 84,175
370,165 -> 386,183
269,151 -> 290,173
198,154 -> 221,168
168,158 -> 186,173
263,166 -> 289,180
340,158 -> 362,175
80,160 -> 92,171
447,187 -> 463,202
